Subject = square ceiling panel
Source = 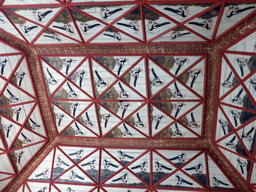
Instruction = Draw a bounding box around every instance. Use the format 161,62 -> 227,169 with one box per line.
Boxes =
39,55 -> 206,139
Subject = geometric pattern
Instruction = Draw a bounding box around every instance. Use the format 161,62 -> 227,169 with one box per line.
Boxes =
0,1 -> 254,45
16,145 -> 238,191
0,40 -> 48,191
215,29 -> 256,191
40,55 -> 206,139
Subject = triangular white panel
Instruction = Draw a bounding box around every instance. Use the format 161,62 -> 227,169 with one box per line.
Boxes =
228,31 -> 256,53
52,148 -> 74,179
0,117 -> 22,148
26,105 -> 47,137
49,9 -> 83,42
101,81 -> 144,100
51,104 -> 74,133
128,152 -> 150,184
93,56 -> 142,77
41,60 -> 66,96
113,7 -> 144,41
29,148 -> 54,180
180,59 -> 205,97
64,121 -> 98,137
35,30 -> 79,44
215,107 -> 234,141
11,58 -> 35,97
0,55 -> 22,80
77,104 -> 100,135
217,3 -> 256,38
14,128 -> 46,149
158,171 -> 203,188
98,104 -> 121,136
43,56 -> 85,77
225,53 -> 252,79
90,28 -> 139,43
3,0 -> 60,5
182,153 -> 207,187
0,11 -> 26,42
56,165 -> 94,184
121,59 -> 147,97
152,151 -> 175,184
78,150 -> 100,182
125,104 -> 150,137
105,169 -> 146,186
9,14 -> 43,43
113,122 -> 146,138
148,60 -> 173,96
59,146 -> 97,163
70,8 -> 107,43
219,147 -> 250,180
70,58 -> 94,97
91,59 -> 117,97
0,154 -> 15,174
207,155 -> 235,189
8,7 -> 61,26
151,4 -> 213,23
150,105 -> 174,136
76,4 -> 135,24
156,150 -> 201,167
105,148 -> 146,166
27,182 -> 50,192
219,57 -> 238,98
53,80 -> 91,99
153,27 -> 206,43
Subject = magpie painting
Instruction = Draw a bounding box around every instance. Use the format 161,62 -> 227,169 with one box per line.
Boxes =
148,20 -> 171,31
33,10 -> 53,21
164,5 -> 189,18
101,7 -> 123,19
117,20 -> 139,31
53,24 -> 74,34
226,5 -> 255,18
19,24 -> 38,33
80,23 -> 101,33
188,19 -> 213,30
222,71 -> 233,88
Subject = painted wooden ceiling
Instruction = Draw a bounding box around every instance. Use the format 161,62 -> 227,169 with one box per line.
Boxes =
0,0 -> 255,45
0,0 -> 255,191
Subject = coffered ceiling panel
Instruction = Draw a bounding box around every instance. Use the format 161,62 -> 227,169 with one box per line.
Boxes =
0,40 -> 48,191
215,29 -> 256,190
39,55 -> 206,139
16,145 -> 237,191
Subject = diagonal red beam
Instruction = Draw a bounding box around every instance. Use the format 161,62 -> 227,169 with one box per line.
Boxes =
211,2 -> 225,41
